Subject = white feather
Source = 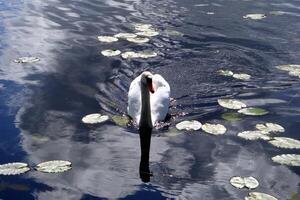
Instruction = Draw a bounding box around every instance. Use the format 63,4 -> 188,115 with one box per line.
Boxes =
127,73 -> 170,126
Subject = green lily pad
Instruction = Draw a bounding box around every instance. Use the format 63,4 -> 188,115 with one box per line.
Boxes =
245,192 -> 278,200
218,99 -> 247,110
238,107 -> 269,116
164,30 -> 184,37
233,73 -> 251,80
114,33 -> 137,39
201,123 -> 226,135
269,137 -> 300,149
82,113 -> 109,124
97,36 -> 118,42
127,37 -> 150,43
243,14 -> 266,20
230,176 -> 259,189
165,127 -> 183,137
221,112 -> 242,121
255,123 -> 284,133
101,49 -> 121,57
237,131 -> 271,141
271,154 -> 300,166
175,120 -> 202,131
14,57 -> 40,63
0,163 -> 30,175
110,115 -> 130,126
136,30 -> 159,37
218,70 -> 234,77
35,160 -> 72,173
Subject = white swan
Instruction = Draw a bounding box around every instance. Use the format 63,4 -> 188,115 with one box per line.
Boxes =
127,71 -> 170,128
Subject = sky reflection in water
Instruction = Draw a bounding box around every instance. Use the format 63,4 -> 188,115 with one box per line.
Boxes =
0,0 -> 300,199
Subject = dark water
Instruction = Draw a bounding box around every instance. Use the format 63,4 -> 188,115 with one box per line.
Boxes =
0,0 -> 300,199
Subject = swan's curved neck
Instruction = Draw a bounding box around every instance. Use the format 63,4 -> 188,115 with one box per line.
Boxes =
139,83 -> 153,129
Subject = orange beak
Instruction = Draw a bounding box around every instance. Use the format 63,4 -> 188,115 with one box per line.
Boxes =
147,79 -> 155,93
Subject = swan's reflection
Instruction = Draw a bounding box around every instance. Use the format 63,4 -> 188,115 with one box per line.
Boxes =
139,127 -> 153,182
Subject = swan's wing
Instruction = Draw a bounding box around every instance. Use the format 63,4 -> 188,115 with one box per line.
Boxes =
150,74 -> 170,123
127,75 -> 142,123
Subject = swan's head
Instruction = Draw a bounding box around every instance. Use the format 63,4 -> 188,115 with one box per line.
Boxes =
141,71 -> 155,93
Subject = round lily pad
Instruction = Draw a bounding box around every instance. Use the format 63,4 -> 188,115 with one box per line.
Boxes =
233,73 -> 251,80
238,107 -> 269,116
82,113 -> 109,124
35,160 -> 72,173
245,192 -> 278,200
100,49 -> 121,57
121,51 -> 139,59
133,23 -> 153,31
255,123 -> 284,133
14,57 -> 40,63
271,154 -> 300,166
218,70 -> 234,77
237,131 -> 271,141
127,37 -> 150,43
137,51 -> 157,58
114,33 -> 137,39
269,137 -> 300,149
218,99 -> 247,110
97,36 -> 118,42
175,120 -> 202,131
164,30 -> 184,37
136,30 -> 159,37
276,64 -> 300,78
110,115 -> 130,126
201,123 -> 226,135
221,112 -> 242,121
230,176 -> 259,189
243,14 -> 266,20
0,162 -> 30,175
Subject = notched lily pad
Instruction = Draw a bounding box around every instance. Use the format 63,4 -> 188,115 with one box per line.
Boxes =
255,123 -> 284,133
272,154 -> 300,166
245,192 -> 278,200
0,162 -> 30,175
269,137 -> 300,149
218,99 -> 247,110
114,33 -> 137,39
218,70 -> 234,77
35,160 -> 72,173
201,123 -> 226,135
126,37 -> 150,43
238,107 -> 269,116
97,36 -> 118,42
221,112 -> 242,121
175,120 -> 202,131
230,176 -> 259,189
237,131 -> 271,141
82,113 -> 109,124
243,14 -> 266,20
233,73 -> 251,80
101,49 -> 121,57
14,57 -> 40,63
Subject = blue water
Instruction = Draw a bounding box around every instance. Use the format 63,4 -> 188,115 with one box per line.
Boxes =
0,0 -> 300,199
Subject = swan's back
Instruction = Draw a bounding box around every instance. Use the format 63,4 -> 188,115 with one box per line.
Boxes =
127,73 -> 170,126
150,74 -> 170,124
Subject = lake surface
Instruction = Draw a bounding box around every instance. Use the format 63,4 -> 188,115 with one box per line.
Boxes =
0,0 -> 300,199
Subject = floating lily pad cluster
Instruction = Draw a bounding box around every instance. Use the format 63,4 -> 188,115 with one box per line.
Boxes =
218,98 -> 268,117
97,23 -> 159,59
218,70 -> 251,80
82,113 -> 130,127
0,160 -> 72,175
276,64 -> 300,78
